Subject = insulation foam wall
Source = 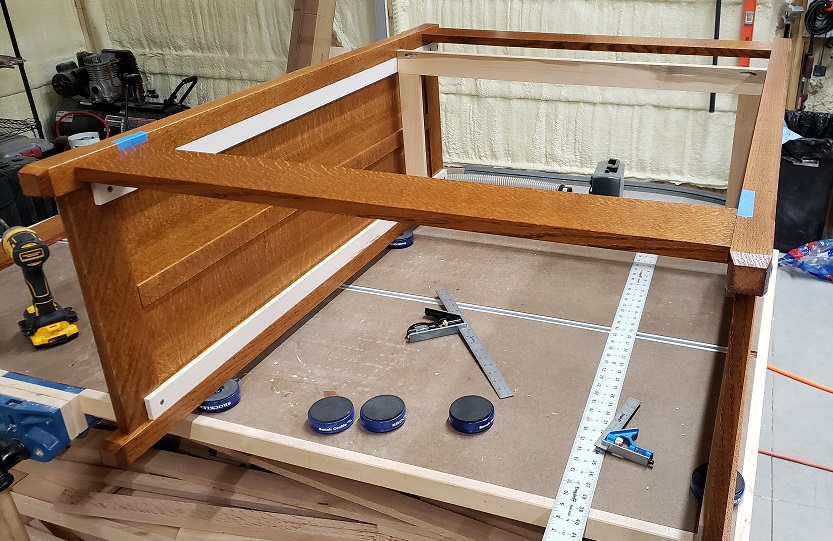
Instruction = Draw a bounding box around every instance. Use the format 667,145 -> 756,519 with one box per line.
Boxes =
0,0 -> 87,133
394,0 -> 781,188
82,0 -> 377,105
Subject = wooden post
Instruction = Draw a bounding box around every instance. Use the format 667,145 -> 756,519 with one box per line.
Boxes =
424,75 -> 444,176
726,95 -> 761,208
287,0 -> 338,71
701,294 -> 756,541
398,73 -> 428,176
0,488 -> 31,541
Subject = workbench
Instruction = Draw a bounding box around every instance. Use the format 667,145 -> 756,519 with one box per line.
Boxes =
0,226 -> 775,540
8,25 -> 786,540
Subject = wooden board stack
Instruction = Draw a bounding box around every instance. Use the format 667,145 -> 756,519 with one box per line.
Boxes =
9,429 -> 544,541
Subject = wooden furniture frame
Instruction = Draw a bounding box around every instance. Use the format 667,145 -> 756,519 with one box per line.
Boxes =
18,26 -> 788,541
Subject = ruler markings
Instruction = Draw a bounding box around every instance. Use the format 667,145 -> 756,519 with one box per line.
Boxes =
543,252 -> 658,540
436,289 -> 514,399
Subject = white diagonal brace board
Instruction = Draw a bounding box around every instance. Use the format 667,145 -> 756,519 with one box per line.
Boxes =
544,252 -> 657,540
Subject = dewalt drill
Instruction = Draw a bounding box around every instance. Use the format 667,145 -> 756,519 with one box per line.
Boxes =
1,219 -> 78,348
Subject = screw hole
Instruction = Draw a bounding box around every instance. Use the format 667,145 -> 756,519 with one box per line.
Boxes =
107,186 -> 113,192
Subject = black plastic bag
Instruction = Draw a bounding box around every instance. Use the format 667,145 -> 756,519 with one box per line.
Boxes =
783,110 -> 833,161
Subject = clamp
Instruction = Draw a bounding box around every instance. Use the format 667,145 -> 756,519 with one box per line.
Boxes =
0,372 -> 100,541
0,372 -> 99,462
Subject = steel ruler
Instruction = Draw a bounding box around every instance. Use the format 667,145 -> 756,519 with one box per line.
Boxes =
543,253 -> 657,539
436,289 -> 514,399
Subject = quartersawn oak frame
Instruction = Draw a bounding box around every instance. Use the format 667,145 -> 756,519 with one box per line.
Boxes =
18,26 -> 787,541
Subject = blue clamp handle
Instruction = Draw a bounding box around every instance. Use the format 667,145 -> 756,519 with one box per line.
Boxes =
605,428 -> 654,463
1,372 -> 100,462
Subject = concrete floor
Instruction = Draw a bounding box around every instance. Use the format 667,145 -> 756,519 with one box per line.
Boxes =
750,265 -> 833,540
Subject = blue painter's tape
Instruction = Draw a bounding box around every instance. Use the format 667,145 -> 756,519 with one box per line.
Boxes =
737,189 -> 756,218
2,372 -> 82,394
114,131 -> 148,151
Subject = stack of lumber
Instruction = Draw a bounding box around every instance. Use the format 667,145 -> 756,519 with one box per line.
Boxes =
9,428 -> 544,541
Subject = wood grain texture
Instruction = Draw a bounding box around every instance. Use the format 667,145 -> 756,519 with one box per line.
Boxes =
398,73 -> 428,176
135,205 -> 296,306
134,78 -> 404,308
46,33 -> 415,458
420,498 -> 544,541
0,215 -> 65,272
77,147 -> 737,262
421,28 -> 773,57
99,220 -> 405,465
247,456 -> 530,541
0,488 -> 30,541
13,459 -> 329,518
701,294 -> 756,541
11,476 -> 171,541
53,490 -> 378,541
733,252 -> 778,541
57,184 -> 375,433
728,39 -> 790,295
60,439 -> 438,541
226,76 -> 402,164
424,76 -> 444,176
17,25 -> 435,198
726,95 -> 761,208
397,50 -> 766,95
98,95 -> 408,454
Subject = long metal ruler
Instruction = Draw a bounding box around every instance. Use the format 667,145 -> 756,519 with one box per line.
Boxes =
543,253 -> 657,539
436,289 -> 514,399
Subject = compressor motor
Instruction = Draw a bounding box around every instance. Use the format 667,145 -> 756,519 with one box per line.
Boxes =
50,49 -> 197,139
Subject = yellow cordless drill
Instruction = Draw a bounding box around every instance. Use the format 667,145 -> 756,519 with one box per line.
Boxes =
1,219 -> 78,348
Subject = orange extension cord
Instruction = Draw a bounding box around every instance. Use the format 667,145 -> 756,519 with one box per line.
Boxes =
760,365 -> 833,474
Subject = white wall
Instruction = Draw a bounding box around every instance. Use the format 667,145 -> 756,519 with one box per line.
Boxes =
0,0 -> 87,133
80,0 -> 377,106
0,0 -> 377,136
393,0 -> 780,188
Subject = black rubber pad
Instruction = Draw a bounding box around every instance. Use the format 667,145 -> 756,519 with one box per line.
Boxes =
361,395 -> 405,422
449,395 -> 493,423
308,396 -> 353,423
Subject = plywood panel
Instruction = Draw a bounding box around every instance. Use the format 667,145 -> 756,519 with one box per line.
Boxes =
640,257 -> 732,346
350,227 -> 634,326
215,228 -> 729,532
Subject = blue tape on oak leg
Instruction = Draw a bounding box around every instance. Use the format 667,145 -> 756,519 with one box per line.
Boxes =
114,131 -> 148,151
737,189 -> 756,218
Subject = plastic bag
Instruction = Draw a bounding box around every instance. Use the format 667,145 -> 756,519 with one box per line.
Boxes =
779,240 -> 833,282
783,111 -> 833,161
